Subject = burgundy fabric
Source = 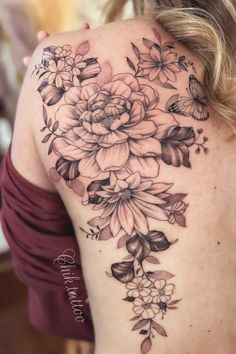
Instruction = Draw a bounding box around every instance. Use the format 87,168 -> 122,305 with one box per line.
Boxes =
0,148 -> 94,341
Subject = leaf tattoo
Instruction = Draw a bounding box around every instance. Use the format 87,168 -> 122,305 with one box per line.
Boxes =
35,29 -> 210,354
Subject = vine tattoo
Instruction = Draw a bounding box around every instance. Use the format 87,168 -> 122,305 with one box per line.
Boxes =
34,28 -> 209,354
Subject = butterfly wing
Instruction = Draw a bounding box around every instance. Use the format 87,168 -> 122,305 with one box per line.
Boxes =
191,102 -> 209,121
168,75 -> 209,121
188,75 -> 209,120
188,75 -> 205,100
168,97 -> 197,117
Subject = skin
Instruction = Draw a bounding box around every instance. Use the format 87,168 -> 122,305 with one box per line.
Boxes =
22,23 -> 90,67
12,16 -> 236,354
22,23 -> 94,354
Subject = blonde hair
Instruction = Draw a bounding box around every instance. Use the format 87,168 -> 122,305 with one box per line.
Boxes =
105,0 -> 236,132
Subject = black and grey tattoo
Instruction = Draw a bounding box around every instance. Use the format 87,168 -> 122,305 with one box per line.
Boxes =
34,28 -> 209,354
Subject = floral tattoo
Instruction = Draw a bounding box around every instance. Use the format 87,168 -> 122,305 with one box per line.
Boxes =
34,29 -> 209,354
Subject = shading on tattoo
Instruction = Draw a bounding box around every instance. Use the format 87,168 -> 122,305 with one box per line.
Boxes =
34,42 -> 101,106
167,75 -> 210,121
126,28 -> 196,90
35,29 -> 209,354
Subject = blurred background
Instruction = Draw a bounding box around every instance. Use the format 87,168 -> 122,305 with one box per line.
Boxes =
0,1 -> 133,353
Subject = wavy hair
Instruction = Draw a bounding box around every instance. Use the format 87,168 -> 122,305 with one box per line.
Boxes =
105,0 -> 236,132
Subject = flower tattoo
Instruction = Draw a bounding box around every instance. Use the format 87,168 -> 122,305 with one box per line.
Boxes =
138,46 -> 181,83
47,59 -> 71,88
35,29 -> 209,354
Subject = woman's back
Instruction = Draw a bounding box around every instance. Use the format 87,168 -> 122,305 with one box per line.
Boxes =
11,17 -> 236,354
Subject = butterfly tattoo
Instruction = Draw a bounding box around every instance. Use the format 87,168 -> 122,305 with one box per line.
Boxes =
167,75 -> 209,121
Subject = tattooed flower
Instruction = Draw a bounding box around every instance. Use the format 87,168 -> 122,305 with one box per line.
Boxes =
47,59 -> 71,88
126,277 -> 152,298
150,280 -> 174,303
93,172 -> 171,236
37,43 -> 101,105
133,296 -> 160,319
54,45 -> 72,59
41,45 -> 72,66
53,74 -> 163,178
138,46 -> 180,83
66,55 -> 87,76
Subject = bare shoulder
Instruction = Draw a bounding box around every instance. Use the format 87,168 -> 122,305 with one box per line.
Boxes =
16,15 -> 235,189
20,15 -> 235,185
14,15 -> 236,354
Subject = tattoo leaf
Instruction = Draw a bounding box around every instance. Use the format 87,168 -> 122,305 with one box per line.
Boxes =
171,144 -> 190,166
56,157 -> 80,181
42,105 -> 48,125
130,315 -> 141,321
69,178 -> 85,198
175,214 -> 186,227
49,167 -> 60,183
111,261 -> 135,283
126,234 -> 151,262
42,133 -> 52,143
152,28 -> 161,45
160,126 -> 195,168
123,296 -> 135,302
160,81 -> 177,90
168,299 -> 181,306
76,40 -> 90,56
123,255 -> 134,261
81,58 -> 101,80
163,41 -> 175,49
87,178 -> 110,204
38,81 -> 64,106
98,226 -> 112,240
145,231 -> 171,252
38,71 -> 48,79
105,271 -> 113,277
132,319 -> 149,331
47,118 -> 52,128
164,193 -> 187,204
117,234 -> 130,249
131,42 -> 140,59
148,270 -> 175,281
151,321 -> 167,337
126,57 -> 136,72
48,138 -> 55,155
142,38 -> 154,50
145,255 -> 160,264
97,61 -> 113,86
52,120 -> 59,132
159,301 -> 167,312
141,337 -> 152,354
140,330 -> 148,335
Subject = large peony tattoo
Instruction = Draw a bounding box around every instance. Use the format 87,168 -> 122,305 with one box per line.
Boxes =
35,29 -> 209,354
53,73 -> 164,179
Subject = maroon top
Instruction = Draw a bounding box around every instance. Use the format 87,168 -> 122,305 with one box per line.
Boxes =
0,148 -> 94,341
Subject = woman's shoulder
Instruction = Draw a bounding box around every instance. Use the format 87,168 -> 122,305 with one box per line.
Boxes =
27,16 -> 192,71
17,15 -> 236,180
